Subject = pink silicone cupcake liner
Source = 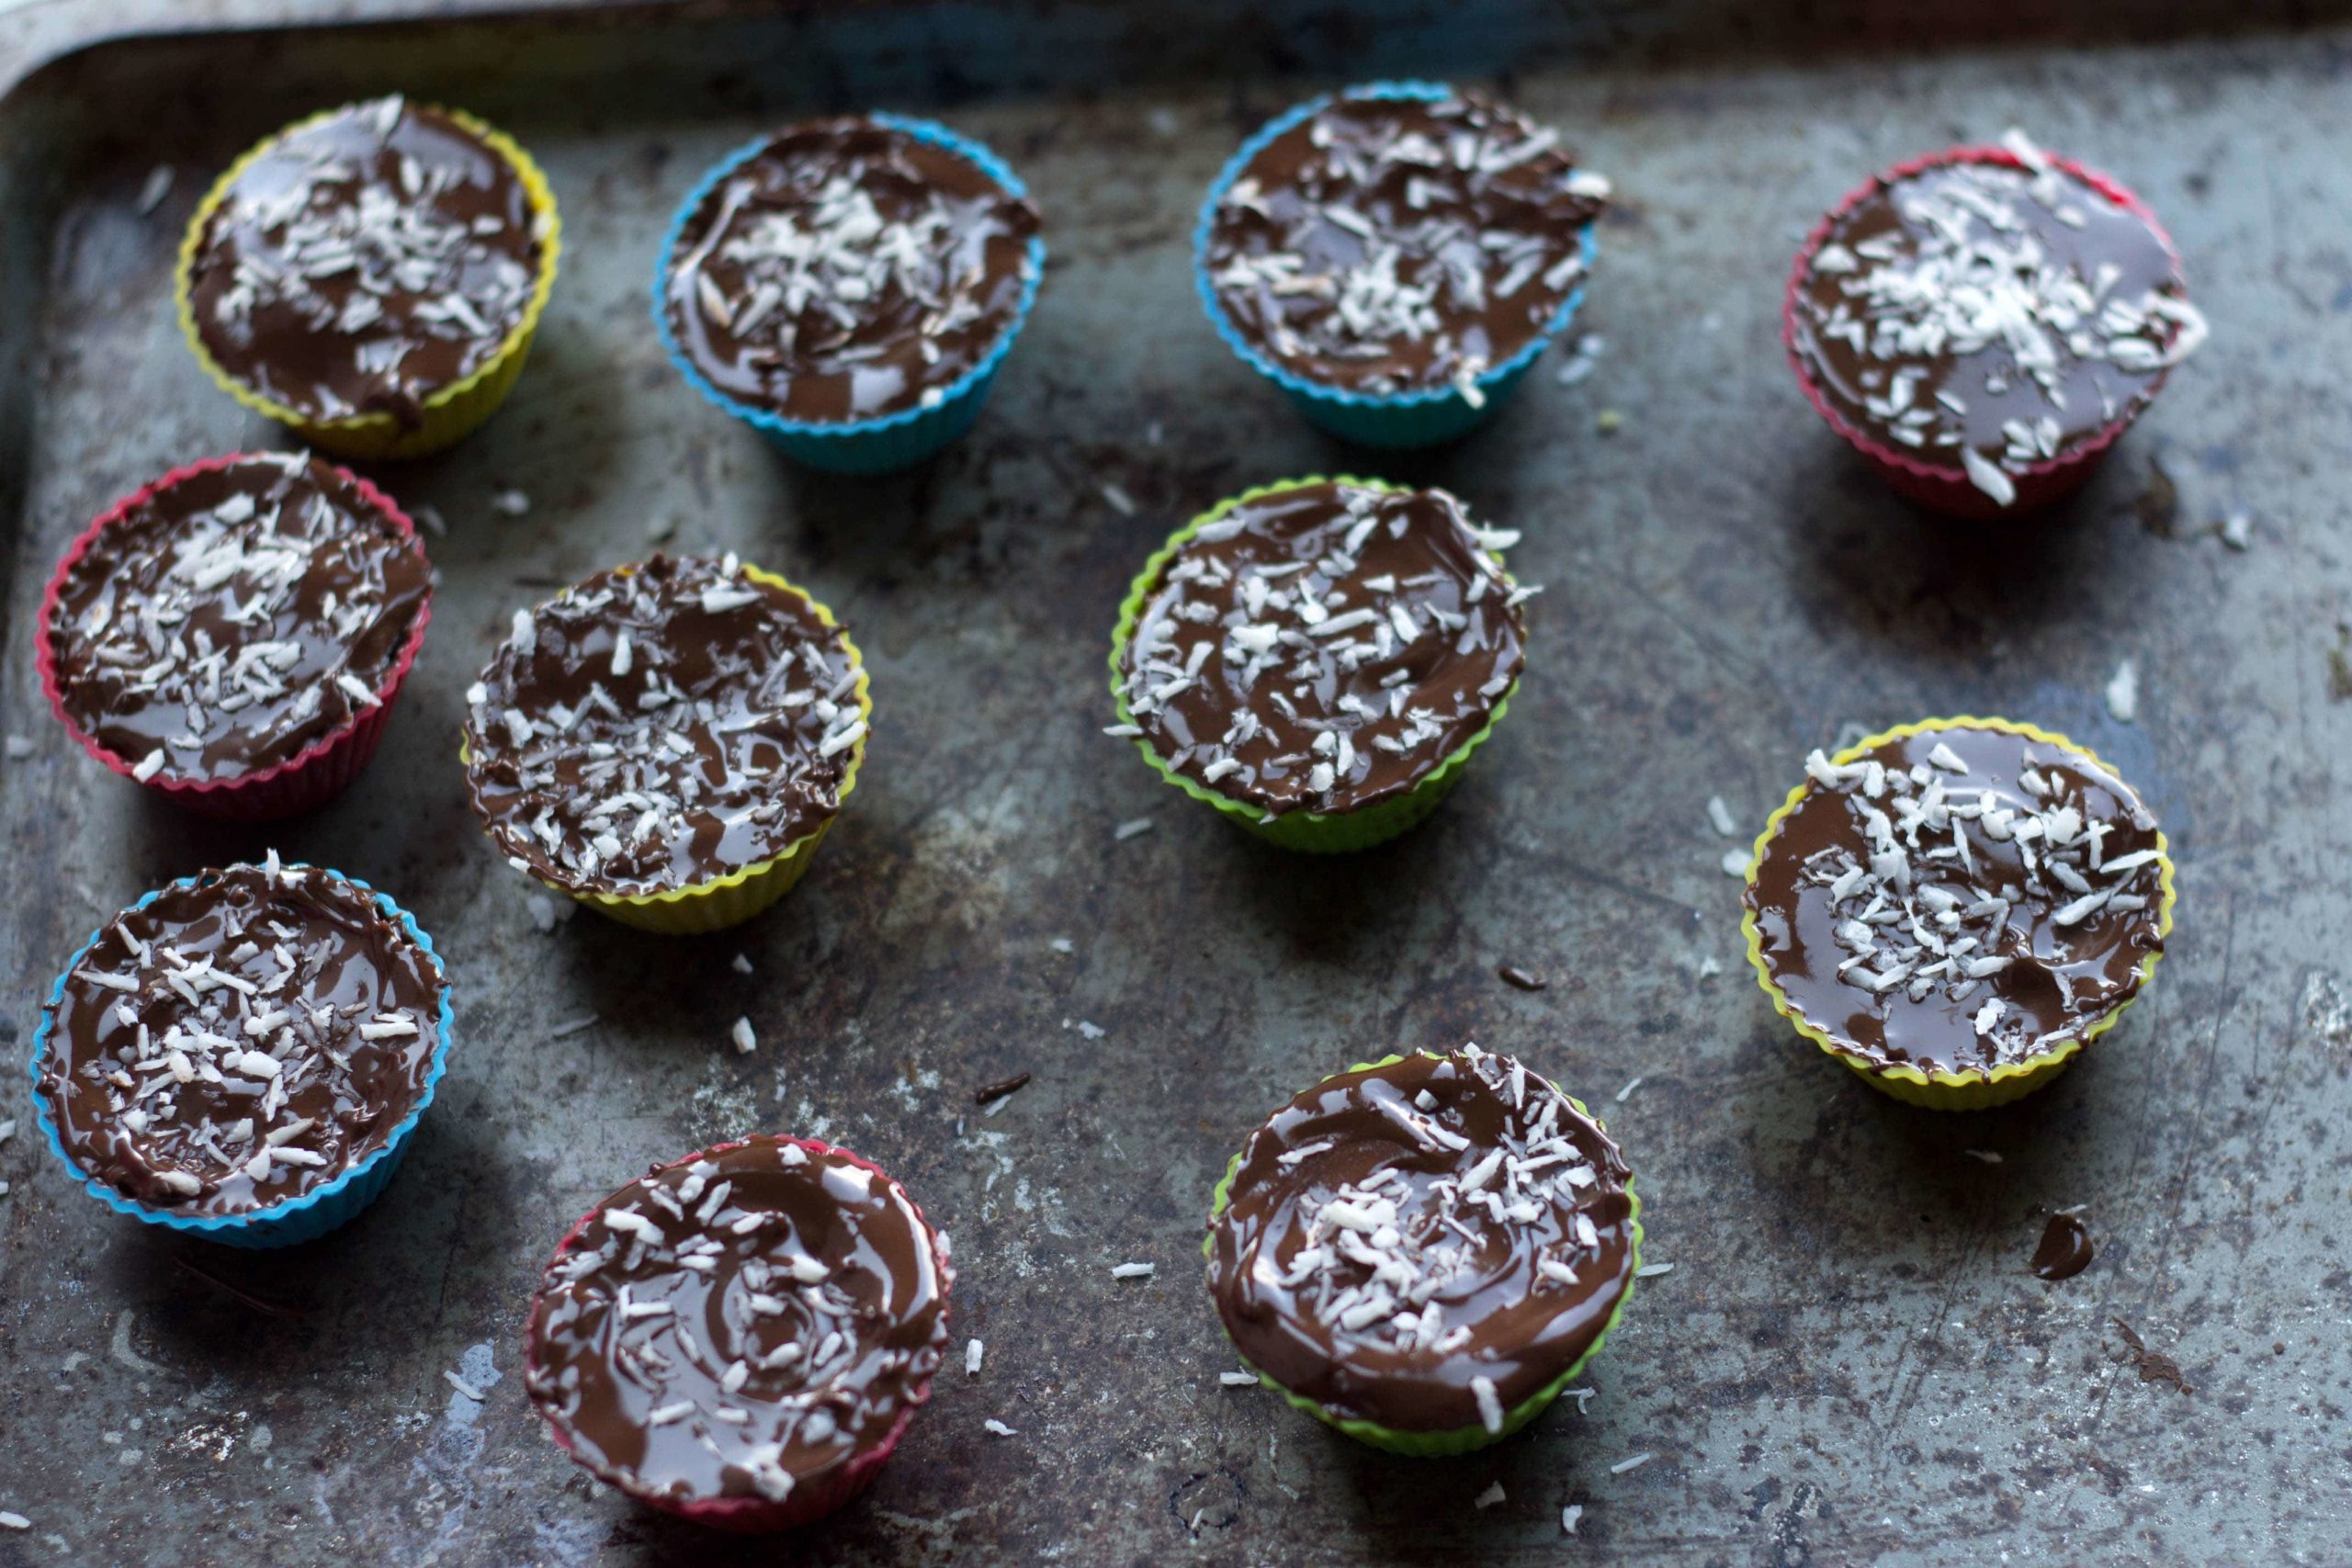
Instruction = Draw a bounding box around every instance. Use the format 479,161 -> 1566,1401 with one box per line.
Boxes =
523,1135 -> 953,1534
35,453 -> 434,820
1782,146 -> 2186,522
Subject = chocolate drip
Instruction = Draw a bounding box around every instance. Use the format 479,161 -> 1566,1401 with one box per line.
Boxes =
1117,481 -> 1526,817
47,454 -> 428,784
1745,725 -> 2165,1075
662,118 -> 1040,423
1204,91 -> 1606,395
2030,1213 -> 2095,1280
1207,1047 -> 1636,1435
35,862 -> 446,1218
463,556 -> 862,897
1791,148 -> 2199,497
526,1137 -> 950,1506
187,96 -> 545,424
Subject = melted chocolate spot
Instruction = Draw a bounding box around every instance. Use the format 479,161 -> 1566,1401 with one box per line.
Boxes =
34,863 -> 447,1219
1116,481 -> 1525,818
661,118 -> 1040,424
187,96 -> 545,423
1204,91 -> 1605,395
47,454 -> 429,784
2030,1213 -> 2095,1280
1208,1046 -> 1636,1435
525,1137 -> 950,1506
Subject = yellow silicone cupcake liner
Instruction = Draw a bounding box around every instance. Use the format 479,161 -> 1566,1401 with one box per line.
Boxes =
1741,716 -> 2177,1110
1108,476 -> 1518,853
176,102 -> 562,460
1203,1053 -> 1643,1455
461,564 -> 869,936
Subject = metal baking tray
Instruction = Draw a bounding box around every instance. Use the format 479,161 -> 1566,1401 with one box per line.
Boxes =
3,1 -> 2347,1561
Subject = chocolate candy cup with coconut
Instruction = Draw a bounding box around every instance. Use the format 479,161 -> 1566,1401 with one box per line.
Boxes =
524,1135 -> 952,1531
656,115 -> 1044,473
178,96 -> 560,457
1205,1044 -> 1643,1455
1109,477 -> 1530,852
1783,133 -> 2205,518
1741,718 -> 2175,1108
38,452 -> 433,819
1197,82 -> 1609,446
461,554 -> 871,933
28,860 -> 453,1247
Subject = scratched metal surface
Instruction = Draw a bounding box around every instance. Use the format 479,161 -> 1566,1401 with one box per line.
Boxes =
1,3 -> 2349,1563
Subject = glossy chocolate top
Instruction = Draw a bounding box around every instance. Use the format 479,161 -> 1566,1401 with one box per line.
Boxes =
1791,141 -> 2203,506
47,454 -> 429,784
1115,481 -> 1526,817
1208,1046 -> 1636,1435
35,861 -> 446,1218
661,118 -> 1041,423
463,555 -> 863,897
1203,91 -> 1607,395
525,1137 -> 951,1507
1745,725 -> 2167,1074
187,96 -> 546,424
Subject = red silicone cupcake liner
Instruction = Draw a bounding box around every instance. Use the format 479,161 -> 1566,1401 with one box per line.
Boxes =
1782,145 -> 2187,522
35,454 -> 434,820
523,1135 -> 954,1534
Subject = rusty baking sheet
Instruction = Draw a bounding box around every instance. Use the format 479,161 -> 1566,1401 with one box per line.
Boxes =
1,1 -> 2349,1562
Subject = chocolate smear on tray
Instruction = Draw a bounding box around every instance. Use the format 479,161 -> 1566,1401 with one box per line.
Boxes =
2030,1213 -> 2094,1280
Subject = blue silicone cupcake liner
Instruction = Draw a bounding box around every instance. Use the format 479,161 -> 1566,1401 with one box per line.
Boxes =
28,864 -> 455,1249
1194,80 -> 1599,448
652,114 -> 1046,475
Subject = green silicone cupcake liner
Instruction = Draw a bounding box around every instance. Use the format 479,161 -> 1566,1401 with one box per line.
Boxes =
1203,1053 -> 1643,1456
1739,716 -> 2178,1110
1108,476 -> 1518,853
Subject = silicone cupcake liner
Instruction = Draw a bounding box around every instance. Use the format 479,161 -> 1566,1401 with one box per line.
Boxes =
462,564 -> 868,934
175,103 -> 561,460
1782,147 -> 2184,521
1193,80 -> 1599,449
1204,1054 -> 1642,1455
652,115 -> 1045,475
1108,476 -> 1516,853
27,865 -> 454,1248
1740,716 -> 2177,1110
524,1135 -> 952,1532
35,454 -> 434,821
